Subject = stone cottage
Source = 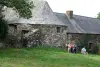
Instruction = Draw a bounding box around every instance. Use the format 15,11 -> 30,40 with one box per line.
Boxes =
3,0 -> 67,48
3,0 -> 100,53
55,11 -> 100,53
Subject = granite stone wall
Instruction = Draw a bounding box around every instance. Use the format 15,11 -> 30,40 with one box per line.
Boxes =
6,24 -> 67,48
67,33 -> 100,43
67,33 -> 100,52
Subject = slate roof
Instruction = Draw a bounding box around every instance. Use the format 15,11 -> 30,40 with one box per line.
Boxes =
3,0 -> 66,26
54,13 -> 78,33
55,12 -> 100,34
4,0 -> 100,34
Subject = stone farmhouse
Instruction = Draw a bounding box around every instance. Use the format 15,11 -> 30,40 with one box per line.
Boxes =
2,0 -> 100,52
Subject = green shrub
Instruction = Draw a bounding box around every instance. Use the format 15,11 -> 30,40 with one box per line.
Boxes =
0,17 -> 8,40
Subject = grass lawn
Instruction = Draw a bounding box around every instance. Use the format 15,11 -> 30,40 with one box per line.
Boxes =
0,47 -> 100,67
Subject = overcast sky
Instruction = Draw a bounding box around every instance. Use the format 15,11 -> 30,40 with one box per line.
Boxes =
46,0 -> 100,18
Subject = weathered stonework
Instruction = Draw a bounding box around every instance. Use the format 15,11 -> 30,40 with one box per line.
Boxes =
67,33 -> 100,43
67,33 -> 100,52
6,24 -> 67,48
2,0 -> 68,48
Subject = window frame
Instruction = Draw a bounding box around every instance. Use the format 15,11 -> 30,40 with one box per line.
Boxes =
56,27 -> 61,33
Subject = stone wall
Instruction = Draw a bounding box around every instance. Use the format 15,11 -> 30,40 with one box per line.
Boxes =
67,33 -> 100,43
6,24 -> 67,48
38,25 -> 67,47
67,33 -> 100,53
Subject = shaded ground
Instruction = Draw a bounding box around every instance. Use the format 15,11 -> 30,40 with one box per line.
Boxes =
0,47 -> 100,67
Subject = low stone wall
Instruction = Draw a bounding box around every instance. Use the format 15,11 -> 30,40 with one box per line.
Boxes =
6,24 -> 67,48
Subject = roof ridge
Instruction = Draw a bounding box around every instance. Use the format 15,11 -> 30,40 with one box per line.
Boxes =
55,12 -> 100,20
74,15 -> 100,20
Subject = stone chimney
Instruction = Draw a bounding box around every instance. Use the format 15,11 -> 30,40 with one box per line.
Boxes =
66,10 -> 73,19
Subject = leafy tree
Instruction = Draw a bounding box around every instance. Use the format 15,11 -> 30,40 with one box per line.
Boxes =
97,12 -> 100,19
0,0 -> 34,19
0,0 -> 33,39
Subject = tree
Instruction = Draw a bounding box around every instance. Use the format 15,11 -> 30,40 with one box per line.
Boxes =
0,0 -> 33,39
0,0 -> 34,19
97,12 -> 100,19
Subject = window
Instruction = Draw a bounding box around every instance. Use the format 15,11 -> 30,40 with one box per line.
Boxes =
9,24 -> 17,33
88,43 -> 92,49
57,27 -> 60,33
22,30 -> 29,34
9,24 -> 17,29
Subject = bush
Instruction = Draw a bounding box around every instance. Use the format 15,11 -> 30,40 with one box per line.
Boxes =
94,43 -> 100,54
0,17 -> 8,40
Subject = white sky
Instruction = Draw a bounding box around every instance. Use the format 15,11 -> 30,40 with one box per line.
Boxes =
46,0 -> 100,18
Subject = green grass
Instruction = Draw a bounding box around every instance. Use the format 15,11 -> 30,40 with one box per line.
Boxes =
0,47 -> 100,67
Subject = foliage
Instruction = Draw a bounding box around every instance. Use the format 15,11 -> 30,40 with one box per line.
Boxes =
0,0 -> 33,40
0,17 -> 8,39
76,34 -> 91,47
94,43 -> 100,54
0,47 -> 100,67
75,34 -> 93,53
0,0 -> 34,19
97,12 -> 100,19
75,34 -> 100,54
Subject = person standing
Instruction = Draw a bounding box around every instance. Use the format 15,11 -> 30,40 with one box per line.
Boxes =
68,42 -> 73,53
81,47 -> 87,54
73,44 -> 77,53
